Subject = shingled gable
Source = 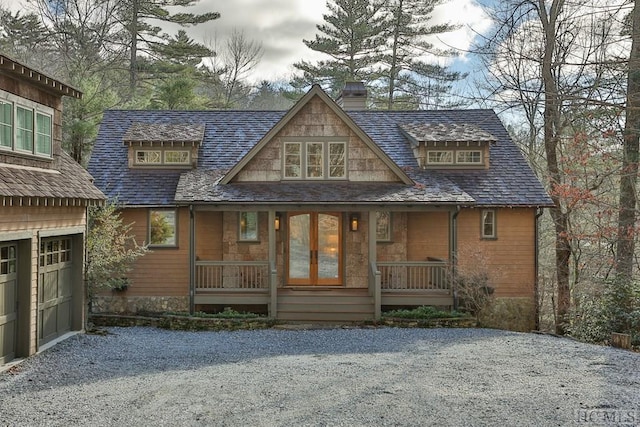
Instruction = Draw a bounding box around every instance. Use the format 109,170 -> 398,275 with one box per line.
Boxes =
219,84 -> 413,185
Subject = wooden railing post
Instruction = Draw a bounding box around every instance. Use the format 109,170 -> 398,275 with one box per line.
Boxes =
374,269 -> 381,320
269,264 -> 277,319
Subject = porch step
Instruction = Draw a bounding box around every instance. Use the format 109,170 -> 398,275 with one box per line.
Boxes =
277,288 -> 374,322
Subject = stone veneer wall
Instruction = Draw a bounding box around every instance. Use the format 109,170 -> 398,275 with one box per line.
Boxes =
344,212 -> 368,288
91,295 -> 189,314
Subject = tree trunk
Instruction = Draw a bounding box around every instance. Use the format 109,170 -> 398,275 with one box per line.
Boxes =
129,0 -> 139,95
616,0 -> 640,283
538,0 -> 571,335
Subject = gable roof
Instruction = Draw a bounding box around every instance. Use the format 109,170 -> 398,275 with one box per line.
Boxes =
220,85 -> 412,185
89,91 -> 552,208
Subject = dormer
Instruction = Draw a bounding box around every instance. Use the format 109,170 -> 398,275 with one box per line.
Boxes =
123,122 -> 204,169
399,123 -> 496,170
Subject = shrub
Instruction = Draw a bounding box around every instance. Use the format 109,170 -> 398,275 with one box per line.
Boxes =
569,279 -> 640,346
383,306 -> 465,319
86,201 -> 148,299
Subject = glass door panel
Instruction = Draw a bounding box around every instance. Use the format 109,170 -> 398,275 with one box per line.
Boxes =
287,212 -> 342,286
288,213 -> 311,282
317,214 -> 340,282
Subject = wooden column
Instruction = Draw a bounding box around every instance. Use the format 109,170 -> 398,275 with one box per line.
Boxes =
268,210 -> 277,318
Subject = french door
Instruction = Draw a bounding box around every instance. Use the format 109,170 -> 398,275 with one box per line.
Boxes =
287,212 -> 342,286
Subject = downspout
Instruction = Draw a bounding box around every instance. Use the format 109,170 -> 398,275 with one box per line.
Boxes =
450,206 -> 461,310
189,204 -> 195,315
534,207 -> 544,331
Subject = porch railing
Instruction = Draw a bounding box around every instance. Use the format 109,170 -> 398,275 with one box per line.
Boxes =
195,261 -> 269,291
377,261 -> 449,292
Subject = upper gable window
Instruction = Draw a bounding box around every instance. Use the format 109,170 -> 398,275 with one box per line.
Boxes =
134,149 -> 190,167
283,141 -> 346,180
0,90 -> 53,158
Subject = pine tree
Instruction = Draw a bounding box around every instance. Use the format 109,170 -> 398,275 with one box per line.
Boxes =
379,0 -> 463,109
293,0 -> 387,97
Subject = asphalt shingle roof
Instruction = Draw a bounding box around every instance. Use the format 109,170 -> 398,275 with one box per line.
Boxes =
89,108 -> 552,207
0,151 -> 105,201
399,122 -> 497,144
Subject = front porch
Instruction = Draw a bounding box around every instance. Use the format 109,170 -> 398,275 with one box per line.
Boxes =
194,259 -> 452,321
190,205 -> 455,321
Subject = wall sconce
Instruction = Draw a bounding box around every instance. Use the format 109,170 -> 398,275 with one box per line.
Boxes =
349,213 -> 359,232
274,212 -> 281,231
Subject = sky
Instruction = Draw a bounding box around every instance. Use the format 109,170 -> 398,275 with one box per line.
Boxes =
167,0 -> 493,83
5,0 -> 493,84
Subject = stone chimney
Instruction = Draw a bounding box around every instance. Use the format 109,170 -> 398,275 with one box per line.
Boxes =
336,81 -> 367,110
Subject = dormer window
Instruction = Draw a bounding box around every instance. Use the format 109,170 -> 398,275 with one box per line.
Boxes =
0,90 -> 54,158
399,123 -> 495,170
133,149 -> 191,166
123,122 -> 204,169
427,150 -> 453,165
136,150 -> 161,164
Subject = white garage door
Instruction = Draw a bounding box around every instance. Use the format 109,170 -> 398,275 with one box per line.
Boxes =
0,243 -> 17,364
39,237 -> 73,345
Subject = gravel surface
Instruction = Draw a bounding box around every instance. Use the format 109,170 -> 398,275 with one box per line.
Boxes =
0,327 -> 638,427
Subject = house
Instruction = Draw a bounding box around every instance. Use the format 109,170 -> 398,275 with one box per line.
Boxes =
88,83 -> 552,331
0,54 -> 105,365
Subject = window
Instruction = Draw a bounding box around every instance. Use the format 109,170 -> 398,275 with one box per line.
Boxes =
134,149 -> 190,166
0,244 -> 16,275
329,142 -> 346,178
149,210 -> 177,246
39,238 -> 72,267
427,150 -> 453,165
283,141 -> 346,179
239,211 -> 259,241
0,90 -> 53,157
16,106 -> 34,152
457,150 -> 482,164
0,101 -> 12,149
376,211 -> 391,241
36,113 -> 52,155
164,150 -> 190,165
136,150 -> 161,165
482,209 -> 496,239
284,142 -> 302,178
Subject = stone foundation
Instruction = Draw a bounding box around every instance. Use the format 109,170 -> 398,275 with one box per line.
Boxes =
91,295 -> 189,314
478,297 -> 536,332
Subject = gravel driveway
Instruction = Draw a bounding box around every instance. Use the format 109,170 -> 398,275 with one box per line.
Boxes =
0,327 -> 638,427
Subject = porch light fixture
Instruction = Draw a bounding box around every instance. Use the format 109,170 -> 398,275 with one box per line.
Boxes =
274,212 -> 281,231
350,213 -> 359,232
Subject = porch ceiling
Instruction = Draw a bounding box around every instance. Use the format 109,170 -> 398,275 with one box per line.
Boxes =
175,169 -> 474,205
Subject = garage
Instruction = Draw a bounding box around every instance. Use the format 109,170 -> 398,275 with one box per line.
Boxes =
0,243 -> 17,364
38,237 -> 74,346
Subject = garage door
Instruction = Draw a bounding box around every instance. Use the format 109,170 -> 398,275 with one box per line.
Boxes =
0,243 -> 17,364
39,237 -> 73,345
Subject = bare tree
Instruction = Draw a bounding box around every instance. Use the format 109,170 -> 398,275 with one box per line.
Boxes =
477,0 -> 631,334
204,29 -> 263,109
